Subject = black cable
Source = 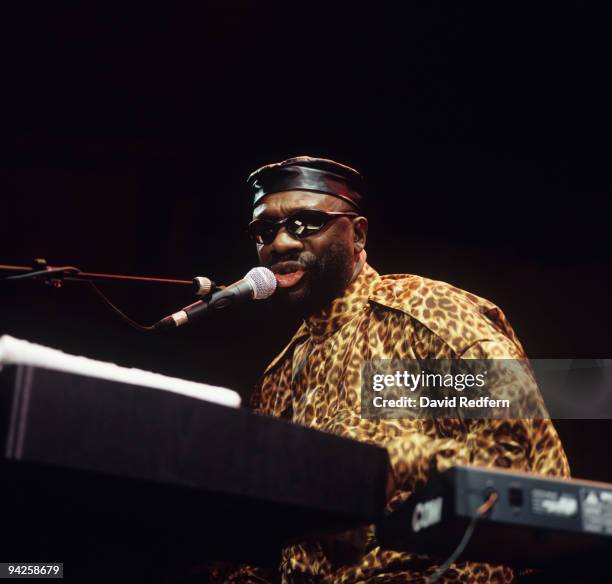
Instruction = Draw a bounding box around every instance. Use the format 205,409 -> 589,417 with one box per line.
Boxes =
426,490 -> 499,584
84,281 -> 157,333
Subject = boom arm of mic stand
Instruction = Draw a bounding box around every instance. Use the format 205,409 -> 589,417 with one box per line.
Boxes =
1,262 -> 193,287
0,259 -> 206,333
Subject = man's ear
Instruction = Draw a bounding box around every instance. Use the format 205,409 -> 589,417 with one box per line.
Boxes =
352,216 -> 368,253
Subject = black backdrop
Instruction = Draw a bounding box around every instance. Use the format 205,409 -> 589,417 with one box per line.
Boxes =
1,3 -> 610,481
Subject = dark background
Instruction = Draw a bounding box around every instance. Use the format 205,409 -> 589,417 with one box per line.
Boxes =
1,3 -> 610,480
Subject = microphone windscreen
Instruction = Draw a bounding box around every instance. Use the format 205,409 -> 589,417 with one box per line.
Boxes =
245,267 -> 277,300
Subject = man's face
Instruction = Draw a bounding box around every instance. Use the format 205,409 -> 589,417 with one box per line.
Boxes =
252,190 -> 367,317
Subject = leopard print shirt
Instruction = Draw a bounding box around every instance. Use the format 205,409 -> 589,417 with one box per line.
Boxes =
227,263 -> 570,583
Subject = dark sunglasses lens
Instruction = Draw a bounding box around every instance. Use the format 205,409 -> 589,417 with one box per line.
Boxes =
249,221 -> 278,244
287,211 -> 328,238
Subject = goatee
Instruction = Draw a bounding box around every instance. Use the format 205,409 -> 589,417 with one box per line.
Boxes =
268,243 -> 354,319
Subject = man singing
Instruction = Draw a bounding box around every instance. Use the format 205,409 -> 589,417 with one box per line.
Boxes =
216,156 -> 569,583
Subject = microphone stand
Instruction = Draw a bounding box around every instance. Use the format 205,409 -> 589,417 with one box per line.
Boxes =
0,259 -> 193,287
1,258 -> 209,333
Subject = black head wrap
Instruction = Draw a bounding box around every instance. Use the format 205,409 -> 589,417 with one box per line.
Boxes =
247,156 -> 364,211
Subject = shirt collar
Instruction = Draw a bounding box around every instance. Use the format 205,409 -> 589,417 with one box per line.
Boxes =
304,262 -> 381,340
261,262 -> 382,375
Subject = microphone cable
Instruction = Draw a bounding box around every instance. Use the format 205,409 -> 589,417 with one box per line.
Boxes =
84,280 -> 156,333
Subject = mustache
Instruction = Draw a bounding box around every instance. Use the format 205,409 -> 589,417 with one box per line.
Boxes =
265,251 -> 318,270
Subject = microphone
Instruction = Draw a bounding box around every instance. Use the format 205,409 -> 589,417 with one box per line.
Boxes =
154,267 -> 276,331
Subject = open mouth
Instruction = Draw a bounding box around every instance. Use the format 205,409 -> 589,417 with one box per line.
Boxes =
270,261 -> 306,289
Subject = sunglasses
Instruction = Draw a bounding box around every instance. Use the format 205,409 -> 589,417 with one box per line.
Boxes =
248,209 -> 359,245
